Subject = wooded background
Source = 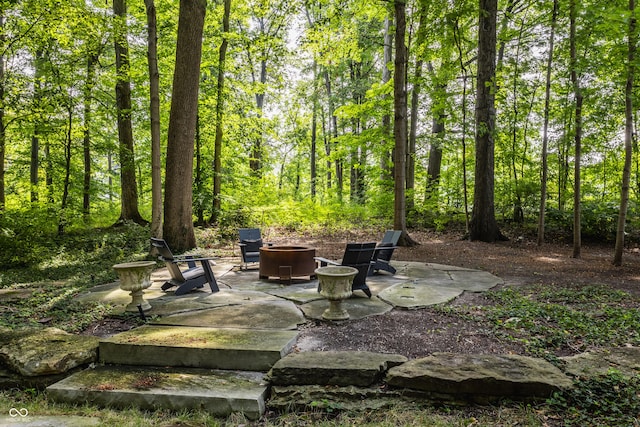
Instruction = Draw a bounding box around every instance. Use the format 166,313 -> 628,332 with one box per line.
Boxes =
0,0 -> 638,260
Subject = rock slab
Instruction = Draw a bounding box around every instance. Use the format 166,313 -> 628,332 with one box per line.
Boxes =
0,328 -> 99,376
268,351 -> 407,386
47,365 -> 267,420
561,346 -> 640,378
386,352 -> 573,400
100,325 -> 298,371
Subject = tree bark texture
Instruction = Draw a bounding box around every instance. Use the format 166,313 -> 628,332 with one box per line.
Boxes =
163,0 -> 206,252
83,52 -> 99,220
113,0 -> 145,225
0,14 -> 4,210
145,0 -> 162,238
469,0 -> 505,242
537,0 -> 558,246
393,0 -> 410,244
211,0 -> 231,224
614,0 -> 636,266
570,0 -> 582,258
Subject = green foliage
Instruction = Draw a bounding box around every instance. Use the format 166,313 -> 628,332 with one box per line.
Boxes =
0,222 -> 151,332
547,372 -> 640,426
480,285 -> 640,357
0,208 -> 59,268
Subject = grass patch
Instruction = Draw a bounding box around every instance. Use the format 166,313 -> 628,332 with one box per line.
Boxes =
0,389 -> 547,426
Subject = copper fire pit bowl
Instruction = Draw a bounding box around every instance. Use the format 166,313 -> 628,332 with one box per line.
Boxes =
259,246 -> 316,282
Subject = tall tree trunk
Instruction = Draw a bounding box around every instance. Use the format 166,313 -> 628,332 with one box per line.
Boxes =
211,0 -> 231,224
454,19 -> 471,231
83,52 -> 99,222
393,0 -> 415,247
58,103 -> 73,235
537,0 -> 558,246
194,114 -> 204,224
324,68 -> 338,192
469,0 -> 505,242
570,0 -> 582,258
145,0 -> 162,238
310,60 -> 318,199
407,60 -> 421,212
0,14 -> 4,210
425,63 -> 445,202
510,20 -> 526,223
113,0 -> 145,225
614,0 -> 636,266
381,14 -> 393,180
31,49 -> 44,204
163,0 -> 206,252
407,6 -> 426,213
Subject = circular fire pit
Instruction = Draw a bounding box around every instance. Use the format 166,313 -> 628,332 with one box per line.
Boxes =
259,246 -> 316,282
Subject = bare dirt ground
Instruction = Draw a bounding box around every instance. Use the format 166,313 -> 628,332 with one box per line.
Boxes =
285,229 -> 640,359
86,229 -> 640,359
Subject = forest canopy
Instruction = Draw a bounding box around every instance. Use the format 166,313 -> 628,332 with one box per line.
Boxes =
0,0 -> 638,255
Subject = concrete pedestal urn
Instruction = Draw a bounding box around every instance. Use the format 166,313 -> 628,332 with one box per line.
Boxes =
113,260 -> 156,312
315,265 -> 358,320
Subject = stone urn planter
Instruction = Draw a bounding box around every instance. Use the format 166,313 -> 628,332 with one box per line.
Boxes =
113,260 -> 156,312
315,265 -> 359,320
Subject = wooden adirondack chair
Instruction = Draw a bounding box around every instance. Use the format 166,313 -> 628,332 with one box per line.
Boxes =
370,230 -> 401,275
315,242 -> 377,298
149,238 -> 219,296
238,228 -> 271,270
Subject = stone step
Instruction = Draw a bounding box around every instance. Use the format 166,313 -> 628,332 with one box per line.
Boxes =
46,365 -> 268,420
99,325 -> 298,371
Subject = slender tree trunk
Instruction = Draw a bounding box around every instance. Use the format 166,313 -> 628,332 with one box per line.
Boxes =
58,103 -> 73,235
454,19 -> 471,231
407,6 -> 426,213
381,14 -> 393,180
113,0 -> 145,225
0,14 -> 4,210
537,0 -> 558,246
510,20 -> 526,223
310,60 -> 318,199
195,114 -> 204,224
393,0 -> 416,247
163,0 -> 206,252
614,0 -> 636,266
570,0 -> 582,258
324,68 -> 338,193
31,49 -> 44,204
83,52 -> 98,222
469,0 -> 505,242
145,0 -> 162,238
211,0 -> 231,224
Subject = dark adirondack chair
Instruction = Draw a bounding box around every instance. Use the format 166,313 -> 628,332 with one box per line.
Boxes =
315,242 -> 377,298
150,238 -> 219,296
370,230 -> 401,275
238,228 -> 271,270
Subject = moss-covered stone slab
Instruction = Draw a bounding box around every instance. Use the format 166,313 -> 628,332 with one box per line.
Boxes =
99,325 -> 297,371
269,384 -> 410,412
268,351 -> 407,386
561,347 -> 640,379
0,328 -> 99,376
151,300 -> 306,330
47,365 -> 267,420
377,281 -> 463,309
386,353 -> 573,401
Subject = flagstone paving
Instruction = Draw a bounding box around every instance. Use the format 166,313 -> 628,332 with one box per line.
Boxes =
0,257 -> 634,421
